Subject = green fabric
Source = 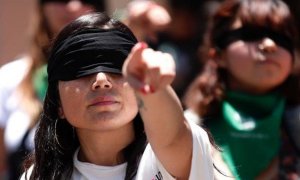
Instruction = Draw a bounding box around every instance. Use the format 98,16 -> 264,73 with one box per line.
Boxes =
33,65 -> 48,102
209,91 -> 285,180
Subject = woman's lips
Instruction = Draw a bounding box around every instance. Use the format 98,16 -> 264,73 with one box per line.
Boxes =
89,97 -> 119,107
90,101 -> 118,106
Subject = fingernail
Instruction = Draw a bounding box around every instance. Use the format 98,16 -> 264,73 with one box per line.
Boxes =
139,42 -> 147,48
139,85 -> 151,94
139,87 -> 147,95
149,85 -> 155,93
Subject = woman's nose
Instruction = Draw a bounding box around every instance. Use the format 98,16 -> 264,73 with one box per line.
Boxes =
257,37 -> 278,53
92,72 -> 113,90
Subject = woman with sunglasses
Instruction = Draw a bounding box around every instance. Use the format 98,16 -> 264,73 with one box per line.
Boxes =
183,0 -> 300,179
21,12 -> 214,180
0,0 -> 105,179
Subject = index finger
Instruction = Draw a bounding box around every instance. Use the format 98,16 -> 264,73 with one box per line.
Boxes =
128,42 -> 148,61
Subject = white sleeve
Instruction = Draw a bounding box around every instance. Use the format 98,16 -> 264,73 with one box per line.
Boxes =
186,118 -> 214,180
136,144 -> 176,180
0,66 -> 10,128
0,59 -> 28,128
136,118 -> 214,180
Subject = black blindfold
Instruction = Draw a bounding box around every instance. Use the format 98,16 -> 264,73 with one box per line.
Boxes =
215,27 -> 294,55
47,28 -> 137,82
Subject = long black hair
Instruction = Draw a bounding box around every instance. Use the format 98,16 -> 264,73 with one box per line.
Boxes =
23,13 -> 147,180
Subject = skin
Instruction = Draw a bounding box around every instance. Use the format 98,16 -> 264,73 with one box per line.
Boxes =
59,72 -> 138,165
126,1 -> 199,43
217,21 -> 293,94
124,43 -> 192,179
43,0 -> 95,35
126,1 -> 171,42
58,42 -> 193,179
59,73 -> 138,131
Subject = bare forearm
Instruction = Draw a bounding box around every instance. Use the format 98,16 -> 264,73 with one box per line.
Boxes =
123,43 -> 192,178
137,86 -> 188,146
137,86 -> 192,179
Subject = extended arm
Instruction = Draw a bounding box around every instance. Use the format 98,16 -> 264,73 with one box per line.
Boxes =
123,42 -> 192,179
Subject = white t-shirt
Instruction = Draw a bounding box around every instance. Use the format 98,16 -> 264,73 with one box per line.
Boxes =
71,150 -> 127,180
0,58 -> 35,152
21,116 -> 214,180
135,118 -> 214,180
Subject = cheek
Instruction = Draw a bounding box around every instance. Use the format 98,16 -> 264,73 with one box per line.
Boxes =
224,42 -> 254,68
278,50 -> 293,71
59,82 -> 86,119
121,83 -> 139,115
277,55 -> 293,81
226,41 -> 252,61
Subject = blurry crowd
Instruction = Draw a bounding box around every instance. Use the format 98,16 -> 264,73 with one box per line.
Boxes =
0,0 -> 299,179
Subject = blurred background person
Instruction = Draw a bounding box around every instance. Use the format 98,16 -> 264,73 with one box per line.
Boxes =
125,0 -> 221,99
183,0 -> 300,179
283,0 -> 300,72
0,0 -> 106,179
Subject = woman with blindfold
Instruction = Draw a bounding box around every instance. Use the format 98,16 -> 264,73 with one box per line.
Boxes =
183,0 -> 300,179
0,0 -> 105,179
21,13 -> 214,180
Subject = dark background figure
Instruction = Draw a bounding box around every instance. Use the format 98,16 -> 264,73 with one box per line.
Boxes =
126,0 -> 222,99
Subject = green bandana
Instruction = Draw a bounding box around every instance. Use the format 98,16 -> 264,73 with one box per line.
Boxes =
209,91 -> 285,180
33,65 -> 48,102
